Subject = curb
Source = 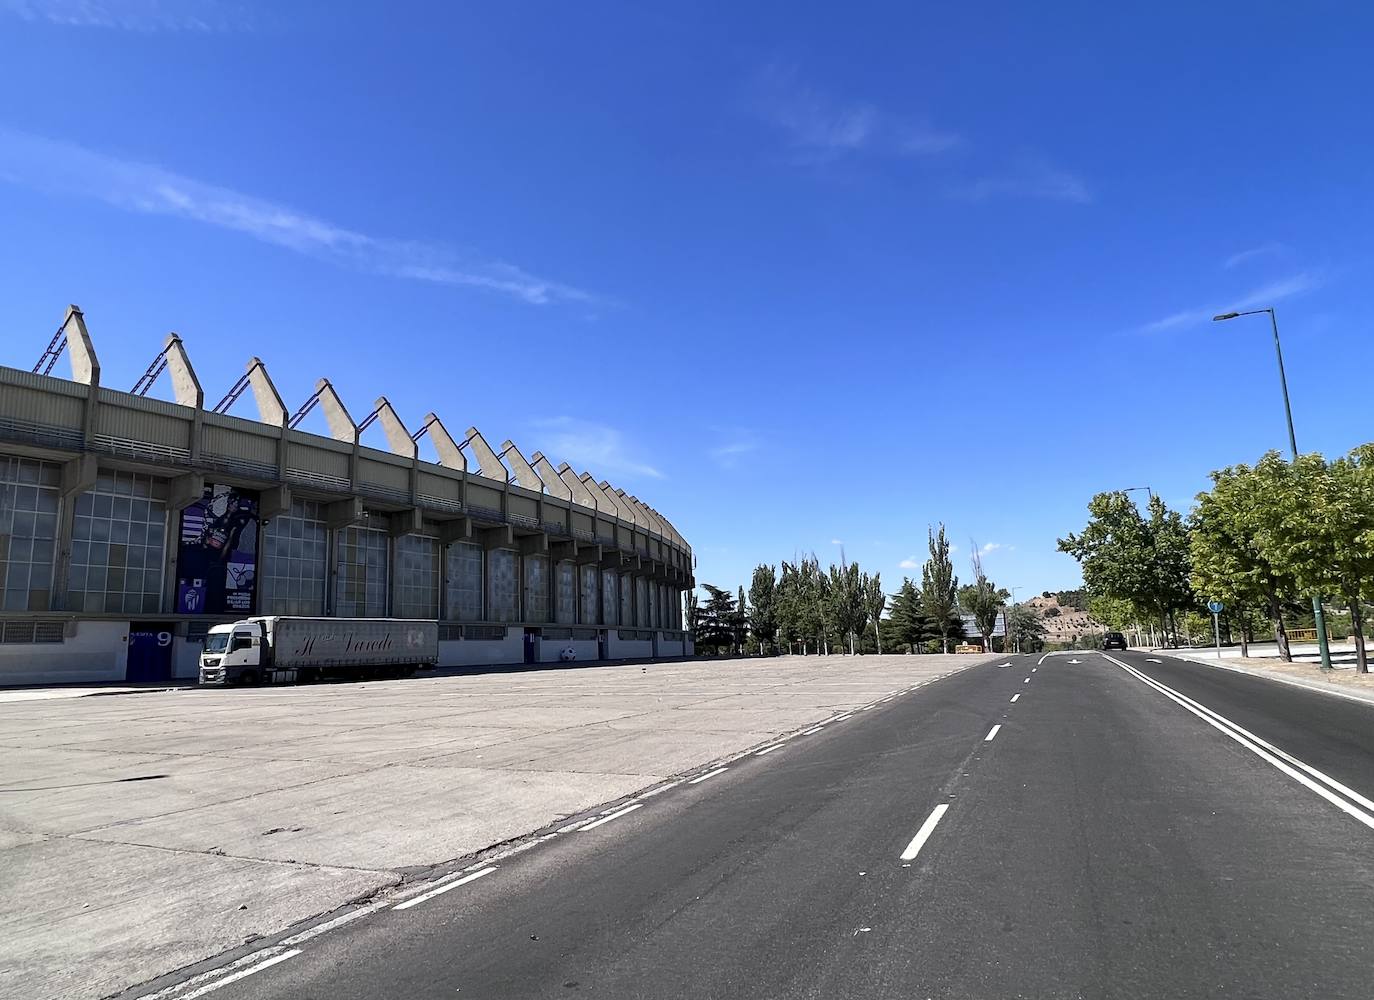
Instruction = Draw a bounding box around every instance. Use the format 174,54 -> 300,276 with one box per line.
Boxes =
1169,652 -> 1374,708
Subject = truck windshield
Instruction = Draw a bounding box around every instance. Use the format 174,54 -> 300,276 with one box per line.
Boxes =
203,633 -> 230,653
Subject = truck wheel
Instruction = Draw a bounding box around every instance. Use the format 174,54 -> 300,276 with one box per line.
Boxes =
402,666 -> 417,678
239,670 -> 259,687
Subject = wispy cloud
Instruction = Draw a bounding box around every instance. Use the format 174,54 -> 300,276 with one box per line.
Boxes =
981,542 -> 1003,554
749,65 -> 960,164
1223,242 -> 1286,270
951,155 -> 1092,204
898,556 -> 920,570
1141,272 -> 1321,333
2,0 -> 248,31
830,538 -> 844,546
530,417 -> 664,480
0,127 -> 596,306
707,430 -> 761,469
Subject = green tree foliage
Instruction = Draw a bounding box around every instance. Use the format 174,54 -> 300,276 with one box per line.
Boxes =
959,548 -> 1007,651
863,572 -> 886,654
747,564 -> 779,654
694,584 -> 737,653
921,524 -> 960,653
1260,450 -> 1374,673
1190,455 -> 1299,661
1007,603 -> 1048,653
1057,493 -> 1193,644
827,560 -> 867,654
887,578 -> 925,653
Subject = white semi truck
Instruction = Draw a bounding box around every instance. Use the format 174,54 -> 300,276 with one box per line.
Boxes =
198,616 -> 439,686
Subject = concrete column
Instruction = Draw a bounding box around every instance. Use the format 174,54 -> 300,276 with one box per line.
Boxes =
244,358 -> 289,479
61,305 -> 101,449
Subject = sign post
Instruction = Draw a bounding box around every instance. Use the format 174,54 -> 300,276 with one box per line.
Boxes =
1207,600 -> 1224,659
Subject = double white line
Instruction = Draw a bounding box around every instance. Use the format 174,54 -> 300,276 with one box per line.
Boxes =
1102,653 -> 1374,831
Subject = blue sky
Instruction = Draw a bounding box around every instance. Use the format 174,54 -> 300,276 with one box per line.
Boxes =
2,1 -> 1373,597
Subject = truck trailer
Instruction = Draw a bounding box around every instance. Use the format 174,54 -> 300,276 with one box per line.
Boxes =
198,616 -> 440,686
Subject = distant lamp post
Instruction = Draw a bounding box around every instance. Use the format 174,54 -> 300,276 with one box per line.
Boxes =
1213,307 -> 1333,670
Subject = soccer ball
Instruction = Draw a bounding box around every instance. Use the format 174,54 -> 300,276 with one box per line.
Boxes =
559,647 -> 577,662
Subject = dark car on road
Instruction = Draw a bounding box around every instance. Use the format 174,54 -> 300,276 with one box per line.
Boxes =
1102,631 -> 1127,650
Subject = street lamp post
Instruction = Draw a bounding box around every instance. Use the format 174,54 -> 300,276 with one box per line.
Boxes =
1213,307 -> 1333,670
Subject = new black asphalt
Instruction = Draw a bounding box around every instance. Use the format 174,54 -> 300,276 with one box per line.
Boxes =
195,651 -> 1374,1000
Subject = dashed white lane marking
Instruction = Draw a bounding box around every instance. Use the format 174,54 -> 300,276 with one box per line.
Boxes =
1031,667 -> 1037,673
754,743 -> 786,755
1023,677 -> 1030,684
801,726 -> 823,735
172,949 -> 302,999
393,866 -> 497,911
1010,693 -> 1021,703
282,899 -> 390,946
1146,657 -> 1162,663
1103,653 -> 1374,830
579,803 -> 644,831
688,766 -> 728,784
984,725 -> 1001,742
636,780 -> 681,800
900,803 -> 951,861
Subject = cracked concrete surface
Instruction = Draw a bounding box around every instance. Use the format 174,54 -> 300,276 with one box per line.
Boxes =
0,653 -> 989,999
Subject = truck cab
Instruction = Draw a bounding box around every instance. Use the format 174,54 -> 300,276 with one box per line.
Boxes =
199,621 -> 266,685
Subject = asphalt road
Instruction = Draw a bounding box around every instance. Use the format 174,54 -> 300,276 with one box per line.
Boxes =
159,650 -> 1374,1000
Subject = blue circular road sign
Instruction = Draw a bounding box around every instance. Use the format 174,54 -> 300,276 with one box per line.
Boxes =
1207,600 -> 1224,614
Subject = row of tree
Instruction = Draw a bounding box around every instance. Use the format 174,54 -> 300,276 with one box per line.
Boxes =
692,526 -> 1049,656
1057,445 -> 1374,673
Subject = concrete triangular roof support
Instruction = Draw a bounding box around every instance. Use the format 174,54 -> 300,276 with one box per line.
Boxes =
371,397 -> 417,460
531,453 -> 571,501
593,479 -> 623,521
557,463 -> 600,513
246,358 -> 288,426
63,305 -> 99,386
315,379 -> 357,444
417,413 -> 467,473
615,489 -> 650,531
499,440 -> 545,492
161,334 -> 203,410
464,427 -> 509,482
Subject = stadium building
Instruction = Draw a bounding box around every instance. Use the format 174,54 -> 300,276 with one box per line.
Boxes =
0,305 -> 694,685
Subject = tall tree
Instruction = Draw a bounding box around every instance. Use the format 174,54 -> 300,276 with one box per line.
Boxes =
921,524 -> 959,653
1058,492 -> 1192,645
1263,450 -> 1374,673
962,547 -> 1007,651
827,560 -> 866,654
695,584 -> 737,653
863,571 -> 886,654
748,564 -> 779,655
887,577 -> 924,653
735,585 -> 749,654
1190,456 -> 1298,661
1006,603 -> 1048,653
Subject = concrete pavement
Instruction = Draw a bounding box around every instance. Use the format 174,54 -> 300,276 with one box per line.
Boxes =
0,652 -> 989,1000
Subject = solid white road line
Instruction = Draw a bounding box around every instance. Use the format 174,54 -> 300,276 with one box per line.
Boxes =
754,743 -> 785,755
688,766 -> 728,784
1010,693 -> 1021,703
1038,653 -> 1051,665
579,803 -> 644,831
984,725 -> 1001,742
1102,653 -> 1374,831
835,714 -> 853,721
801,726 -> 823,735
900,804 -> 951,861
393,866 -> 497,911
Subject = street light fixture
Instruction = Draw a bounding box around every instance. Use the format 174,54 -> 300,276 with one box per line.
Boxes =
1213,307 -> 1333,669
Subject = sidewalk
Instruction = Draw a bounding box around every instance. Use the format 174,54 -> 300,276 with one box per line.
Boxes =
0,652 -> 991,1000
